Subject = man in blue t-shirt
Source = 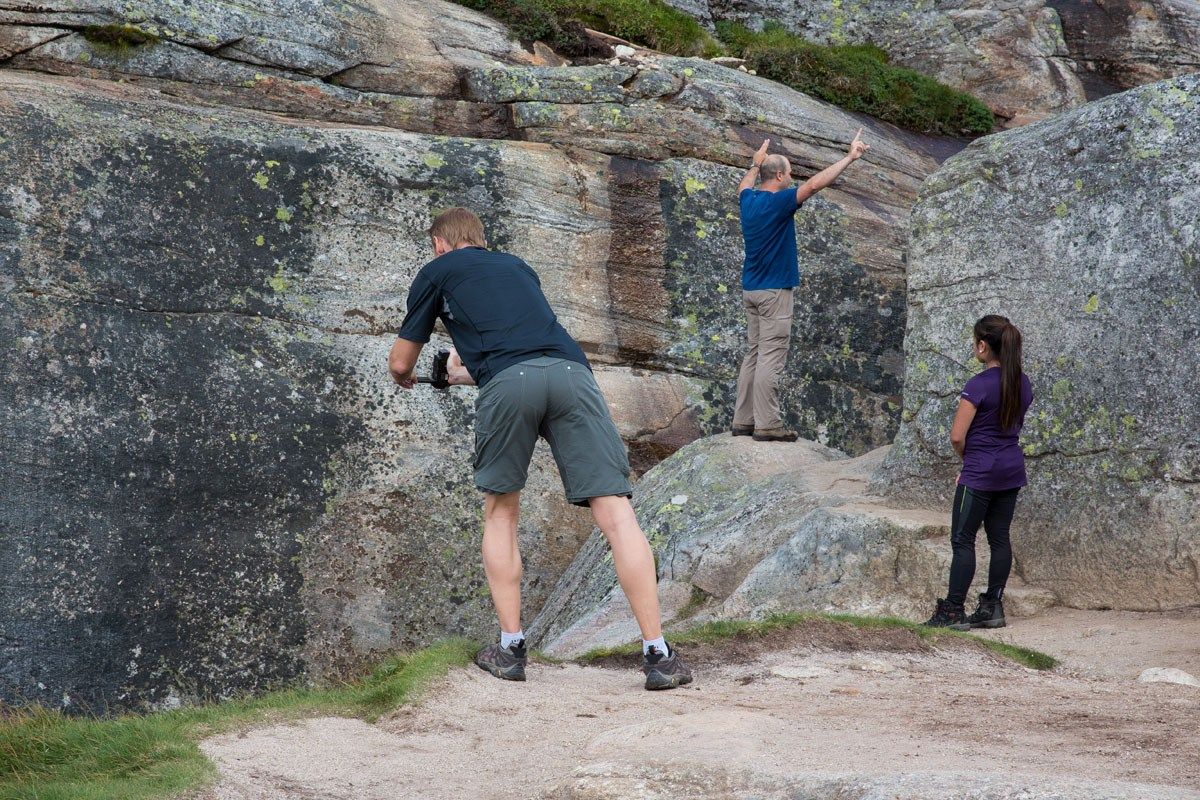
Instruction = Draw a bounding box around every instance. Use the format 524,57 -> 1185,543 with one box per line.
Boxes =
388,208 -> 692,691
733,129 -> 870,441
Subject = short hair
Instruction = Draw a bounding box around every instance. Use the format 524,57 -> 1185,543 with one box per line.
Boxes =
428,207 -> 486,248
761,154 -> 789,180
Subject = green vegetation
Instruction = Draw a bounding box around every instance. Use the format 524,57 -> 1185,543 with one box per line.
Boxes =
451,0 -> 718,56
81,24 -> 160,52
450,0 -> 993,137
0,640 -> 474,800
547,0 -> 721,56
717,22 -> 994,136
578,612 -> 1057,671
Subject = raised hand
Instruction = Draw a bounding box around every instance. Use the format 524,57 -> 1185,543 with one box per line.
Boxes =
848,128 -> 869,160
753,138 -> 770,166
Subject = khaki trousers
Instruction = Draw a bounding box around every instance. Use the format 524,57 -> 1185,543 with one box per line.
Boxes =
733,288 -> 793,431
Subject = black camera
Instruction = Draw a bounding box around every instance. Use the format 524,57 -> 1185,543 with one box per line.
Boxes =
417,348 -> 451,390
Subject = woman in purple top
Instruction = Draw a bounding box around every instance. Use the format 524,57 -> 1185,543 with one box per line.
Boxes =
924,315 -> 1034,631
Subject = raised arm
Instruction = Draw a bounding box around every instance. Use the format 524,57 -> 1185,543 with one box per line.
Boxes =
796,127 -> 869,204
737,138 -> 771,193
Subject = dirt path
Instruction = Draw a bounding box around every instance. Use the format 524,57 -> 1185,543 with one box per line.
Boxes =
200,613 -> 1200,800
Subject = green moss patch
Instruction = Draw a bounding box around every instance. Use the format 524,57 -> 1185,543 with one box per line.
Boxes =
578,612 -> 1056,671
0,640 -> 474,800
81,24 -> 160,52
718,22 -> 994,136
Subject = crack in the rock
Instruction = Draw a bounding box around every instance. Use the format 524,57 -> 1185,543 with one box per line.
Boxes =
17,286 -> 394,337
0,25 -> 71,62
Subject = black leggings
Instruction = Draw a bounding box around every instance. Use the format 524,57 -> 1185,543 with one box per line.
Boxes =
947,484 -> 1020,607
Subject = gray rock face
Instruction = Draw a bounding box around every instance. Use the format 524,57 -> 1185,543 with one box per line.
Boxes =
0,0 -> 956,710
1050,0 -> 1200,98
875,73 -> 1200,611
531,435 -> 1054,657
671,0 -> 1199,125
0,71 -> 592,710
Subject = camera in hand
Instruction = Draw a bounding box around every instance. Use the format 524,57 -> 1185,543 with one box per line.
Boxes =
417,348 -> 451,390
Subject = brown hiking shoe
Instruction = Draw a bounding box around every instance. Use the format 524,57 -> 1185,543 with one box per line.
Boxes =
474,641 -> 527,681
731,424 -> 754,437
642,644 -> 693,690
752,427 -> 799,442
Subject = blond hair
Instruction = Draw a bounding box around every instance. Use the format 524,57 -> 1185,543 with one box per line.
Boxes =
428,207 -> 486,248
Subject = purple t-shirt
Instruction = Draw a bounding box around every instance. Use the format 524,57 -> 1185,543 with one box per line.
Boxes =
958,367 -> 1034,492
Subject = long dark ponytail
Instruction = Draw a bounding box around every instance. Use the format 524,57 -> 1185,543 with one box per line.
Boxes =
974,315 -> 1023,430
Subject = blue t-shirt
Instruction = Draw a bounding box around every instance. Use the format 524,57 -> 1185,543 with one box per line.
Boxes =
739,187 -> 802,291
959,367 -> 1034,492
397,247 -> 589,388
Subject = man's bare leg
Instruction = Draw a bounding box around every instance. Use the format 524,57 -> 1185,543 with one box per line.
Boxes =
482,491 -> 522,633
589,495 -> 662,641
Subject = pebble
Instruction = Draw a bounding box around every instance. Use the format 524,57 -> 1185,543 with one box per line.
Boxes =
770,664 -> 833,680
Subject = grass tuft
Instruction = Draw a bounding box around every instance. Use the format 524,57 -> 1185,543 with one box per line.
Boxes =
0,639 -> 475,800
717,21 -> 994,136
577,612 -> 1057,671
451,0 -> 719,57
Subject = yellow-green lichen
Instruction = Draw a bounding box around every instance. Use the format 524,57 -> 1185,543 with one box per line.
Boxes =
1083,294 -> 1100,314
268,266 -> 289,294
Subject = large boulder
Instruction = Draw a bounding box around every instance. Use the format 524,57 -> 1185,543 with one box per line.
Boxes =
0,1 -> 956,710
530,435 -> 1054,657
874,73 -> 1200,611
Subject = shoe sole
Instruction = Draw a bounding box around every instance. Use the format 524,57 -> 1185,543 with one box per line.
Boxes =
644,671 -> 693,690
751,436 -> 798,442
923,622 -> 972,631
970,618 -> 1007,629
474,659 -> 526,681
731,430 -> 754,437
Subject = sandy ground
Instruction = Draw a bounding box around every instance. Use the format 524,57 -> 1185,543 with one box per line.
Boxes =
198,610 -> 1200,800
977,606 -> 1200,680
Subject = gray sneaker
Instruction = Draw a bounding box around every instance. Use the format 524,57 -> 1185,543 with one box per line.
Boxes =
752,427 -> 799,442
475,640 -> 527,681
642,644 -> 693,690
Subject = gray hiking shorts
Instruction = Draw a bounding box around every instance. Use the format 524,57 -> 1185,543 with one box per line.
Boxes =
474,357 -> 632,507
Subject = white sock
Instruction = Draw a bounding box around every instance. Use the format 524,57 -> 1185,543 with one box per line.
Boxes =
643,636 -> 670,657
500,630 -> 525,650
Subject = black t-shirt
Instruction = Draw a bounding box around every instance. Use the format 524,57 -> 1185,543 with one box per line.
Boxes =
397,247 -> 590,387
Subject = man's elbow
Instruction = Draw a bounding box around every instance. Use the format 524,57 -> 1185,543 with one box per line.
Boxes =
389,353 -> 414,375
949,434 -> 966,450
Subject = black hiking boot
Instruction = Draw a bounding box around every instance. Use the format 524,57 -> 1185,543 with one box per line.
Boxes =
731,424 -> 754,437
474,640 -> 527,681
642,644 -> 693,690
967,593 -> 1006,629
923,598 -> 970,631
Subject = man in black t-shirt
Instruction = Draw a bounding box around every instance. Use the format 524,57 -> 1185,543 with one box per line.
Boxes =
389,207 -> 692,691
